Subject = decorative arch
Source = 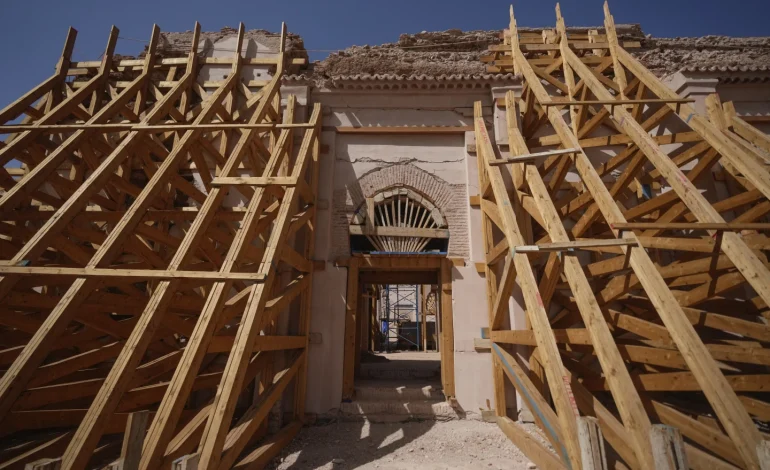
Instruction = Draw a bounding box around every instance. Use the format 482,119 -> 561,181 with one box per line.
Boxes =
349,187 -> 449,254
331,163 -> 469,259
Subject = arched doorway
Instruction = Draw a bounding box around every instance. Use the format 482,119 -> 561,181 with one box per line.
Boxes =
341,188 -> 455,418
349,188 -> 449,255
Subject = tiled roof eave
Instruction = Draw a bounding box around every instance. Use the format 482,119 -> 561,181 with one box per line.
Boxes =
282,73 -> 521,90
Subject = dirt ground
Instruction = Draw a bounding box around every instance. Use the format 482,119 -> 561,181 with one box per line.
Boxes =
269,420 -> 543,470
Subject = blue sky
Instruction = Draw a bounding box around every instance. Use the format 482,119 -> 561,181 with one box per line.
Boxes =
0,0 -> 767,110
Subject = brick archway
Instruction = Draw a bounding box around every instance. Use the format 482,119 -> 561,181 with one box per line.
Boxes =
331,163 -> 469,259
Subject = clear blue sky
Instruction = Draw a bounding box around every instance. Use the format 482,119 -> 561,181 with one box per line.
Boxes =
1,0 -> 767,110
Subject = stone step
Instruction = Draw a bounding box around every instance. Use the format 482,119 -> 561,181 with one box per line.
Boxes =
354,379 -> 444,401
339,399 -> 459,422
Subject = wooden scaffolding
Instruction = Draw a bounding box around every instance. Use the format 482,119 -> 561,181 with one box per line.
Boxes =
477,3 -> 770,469
0,21 -> 321,469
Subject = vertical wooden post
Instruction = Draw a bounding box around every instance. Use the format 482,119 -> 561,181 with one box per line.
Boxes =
440,259 -> 455,398
119,410 -> 150,470
421,285 -> 428,352
758,440 -> 770,470
577,417 -> 608,470
650,424 -> 688,470
342,258 -> 360,400
370,288 -> 378,351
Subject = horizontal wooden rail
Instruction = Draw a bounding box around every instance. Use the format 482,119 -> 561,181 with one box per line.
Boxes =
328,126 -> 473,134
489,148 -> 578,165
210,176 -> 298,187
349,225 -> 450,238
487,40 -> 641,52
614,223 -> 770,232
0,266 -> 267,281
514,238 -> 638,253
0,122 -> 314,134
540,98 -> 695,107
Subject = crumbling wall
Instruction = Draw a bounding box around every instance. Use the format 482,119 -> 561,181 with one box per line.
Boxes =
635,36 -> 770,77
313,26 -> 770,80
149,27 -> 306,60
150,25 -> 770,81
308,25 -> 641,81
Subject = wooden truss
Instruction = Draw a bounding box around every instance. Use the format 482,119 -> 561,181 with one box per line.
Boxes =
477,3 -> 770,469
0,21 -> 321,470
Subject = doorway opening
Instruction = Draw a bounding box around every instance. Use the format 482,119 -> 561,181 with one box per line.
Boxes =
372,284 -> 438,353
341,256 -> 456,421
358,283 -> 441,390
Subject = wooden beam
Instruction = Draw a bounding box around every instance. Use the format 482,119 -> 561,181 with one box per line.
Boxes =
349,225 -> 450,238
330,125 -> 472,134
650,425 -> 689,470
440,259 -> 456,398
549,8 -> 766,465
497,417 -> 567,470
0,266 -> 266,282
488,147 -> 578,165
613,222 -> 770,232
514,238 -> 637,253
118,411 -> 150,470
209,176 -> 297,187
540,98 -> 693,107
475,99 -> 583,467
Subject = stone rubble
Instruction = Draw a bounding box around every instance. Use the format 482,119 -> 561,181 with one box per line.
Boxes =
150,25 -> 770,83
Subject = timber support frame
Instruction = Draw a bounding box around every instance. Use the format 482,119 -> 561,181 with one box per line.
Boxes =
478,3 -> 770,469
0,21 -> 322,469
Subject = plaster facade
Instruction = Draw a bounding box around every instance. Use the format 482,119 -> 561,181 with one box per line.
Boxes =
298,76 -> 520,418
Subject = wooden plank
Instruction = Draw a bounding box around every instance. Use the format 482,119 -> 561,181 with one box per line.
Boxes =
475,99 -> 583,467
617,48 -> 770,204
152,103 -> 320,467
650,425 -> 689,470
492,343 -> 566,455
206,353 -> 304,470
613,222 -> 770,232
232,420 -> 302,469
440,259 -> 455,398
576,417 -> 608,470
119,411 -> 150,470
545,13 -> 766,466
352,255 -> 443,271
514,238 -> 637,252
490,256 -> 515,331
488,147 -> 577,165
0,266 -> 266,282
162,110 -> 319,470
492,329 -> 592,346
349,225 -> 450,238
540,98 -> 693,107
0,122 -> 313,133
501,84 -> 656,469
0,25 -> 166,428
138,59 -> 303,470
497,417 -> 567,470
331,126 -> 472,134
210,176 -> 297,187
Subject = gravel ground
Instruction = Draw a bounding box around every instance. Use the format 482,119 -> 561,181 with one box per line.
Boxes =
269,419 -> 545,470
